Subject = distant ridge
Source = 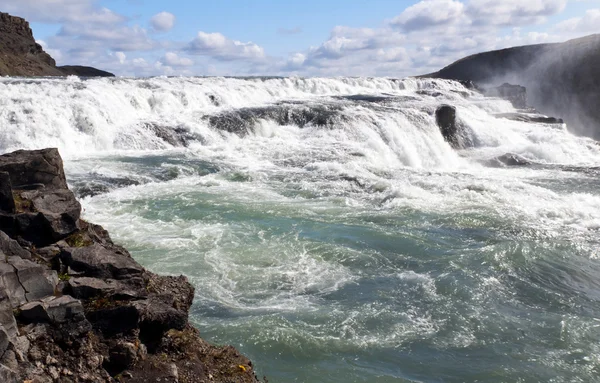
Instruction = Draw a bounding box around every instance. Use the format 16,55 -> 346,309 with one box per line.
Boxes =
0,12 -> 114,77
425,34 -> 600,138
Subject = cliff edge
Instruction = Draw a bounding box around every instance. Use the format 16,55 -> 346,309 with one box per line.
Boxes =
0,148 -> 259,382
425,34 -> 600,138
0,12 -> 114,77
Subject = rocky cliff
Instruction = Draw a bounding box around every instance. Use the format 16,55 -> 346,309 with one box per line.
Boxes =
425,34 -> 600,138
0,148 -> 259,382
0,13 -> 114,77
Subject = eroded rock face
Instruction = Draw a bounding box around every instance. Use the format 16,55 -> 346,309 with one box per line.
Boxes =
0,148 -> 259,383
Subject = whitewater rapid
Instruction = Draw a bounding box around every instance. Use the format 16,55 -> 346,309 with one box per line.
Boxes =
2,76 -> 600,382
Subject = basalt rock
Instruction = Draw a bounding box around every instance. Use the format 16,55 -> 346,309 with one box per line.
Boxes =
0,148 -> 259,382
435,105 -> 459,148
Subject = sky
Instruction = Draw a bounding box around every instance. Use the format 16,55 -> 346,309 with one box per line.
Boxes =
0,0 -> 599,77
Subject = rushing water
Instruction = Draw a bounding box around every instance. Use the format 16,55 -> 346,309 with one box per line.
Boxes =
2,76 -> 600,382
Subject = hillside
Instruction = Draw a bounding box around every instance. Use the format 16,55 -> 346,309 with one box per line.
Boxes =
426,34 -> 600,138
0,12 -> 114,77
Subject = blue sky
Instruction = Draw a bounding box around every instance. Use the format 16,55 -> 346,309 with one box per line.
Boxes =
1,0 -> 599,77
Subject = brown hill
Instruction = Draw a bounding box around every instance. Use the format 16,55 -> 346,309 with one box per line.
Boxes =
425,34 -> 600,138
0,12 -> 114,77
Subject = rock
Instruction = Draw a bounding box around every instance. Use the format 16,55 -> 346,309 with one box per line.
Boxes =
484,83 -> 527,109
492,153 -> 531,167
61,244 -> 144,280
0,149 -> 68,190
0,288 -> 18,338
494,113 -> 564,124
0,172 -> 15,214
0,231 -> 31,260
20,296 -> 85,324
11,189 -> 82,245
19,301 -> 50,323
68,277 -> 116,299
6,257 -> 57,302
86,304 -> 140,337
0,12 -> 113,77
0,363 -> 17,383
135,297 -> 187,348
107,342 -> 138,372
0,261 -> 27,307
0,325 -> 10,356
425,34 -> 600,139
435,105 -> 459,148
45,295 -> 85,323
57,66 -> 115,77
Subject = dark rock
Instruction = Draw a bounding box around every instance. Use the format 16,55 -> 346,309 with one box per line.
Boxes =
12,189 -> 81,245
146,123 -> 201,147
0,288 -> 18,338
435,105 -> 459,148
146,274 -> 195,313
425,34 -> 600,138
0,172 -> 15,214
19,301 -> 50,323
61,244 -> 144,280
0,261 -> 26,307
107,341 -> 138,373
135,297 -> 187,350
0,12 -> 113,77
0,325 -> 10,356
45,295 -> 85,323
20,296 -> 85,324
494,113 -> 564,124
0,231 -> 31,260
6,256 -> 57,302
484,83 -> 527,109
0,148 -> 68,190
58,66 -> 115,77
86,304 -> 140,337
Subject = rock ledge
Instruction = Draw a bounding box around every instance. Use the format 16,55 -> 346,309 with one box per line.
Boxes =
0,148 -> 259,382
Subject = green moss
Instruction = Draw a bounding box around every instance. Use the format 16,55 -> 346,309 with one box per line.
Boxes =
65,231 -> 93,248
12,192 -> 34,213
58,273 -> 71,282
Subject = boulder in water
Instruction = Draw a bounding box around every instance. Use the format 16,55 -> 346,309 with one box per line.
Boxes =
435,105 -> 459,148
493,153 -> 531,167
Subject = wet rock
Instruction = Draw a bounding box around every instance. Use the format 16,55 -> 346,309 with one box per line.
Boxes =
492,153 -> 531,167
494,113 -> 564,124
0,148 -> 68,190
435,105 -> 459,148
484,83 -> 528,109
61,243 -> 144,280
0,172 -> 15,214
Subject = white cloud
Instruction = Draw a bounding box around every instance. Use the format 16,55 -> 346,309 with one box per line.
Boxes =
556,9 -> 600,33
115,52 -> 126,64
151,12 -> 176,32
0,0 -> 125,25
186,32 -> 266,61
161,52 -> 194,67
467,0 -> 568,26
391,0 -> 465,31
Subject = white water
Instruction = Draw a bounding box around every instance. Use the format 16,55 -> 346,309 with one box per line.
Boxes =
2,76 -> 600,382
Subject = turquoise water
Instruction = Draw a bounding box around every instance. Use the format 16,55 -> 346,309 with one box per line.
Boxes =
2,76 -> 600,382
72,152 -> 600,383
